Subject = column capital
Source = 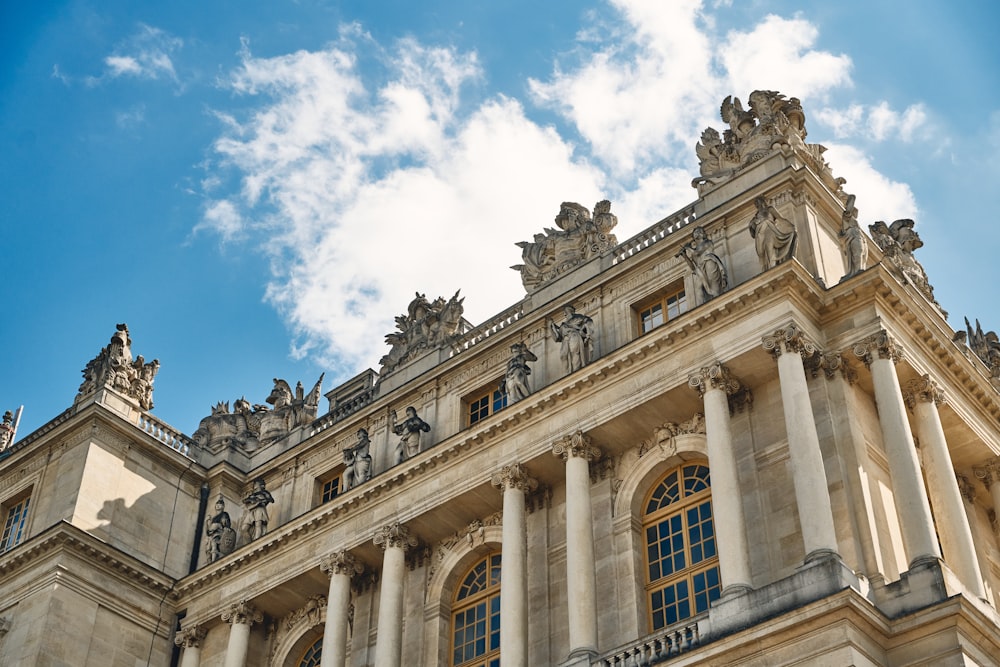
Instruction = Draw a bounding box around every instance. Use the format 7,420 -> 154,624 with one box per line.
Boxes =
902,374 -> 944,409
688,362 -> 741,396
373,522 -> 417,552
174,625 -> 207,648
806,351 -> 858,384
852,330 -> 903,367
491,461 -> 538,493
552,431 -> 601,462
957,474 -> 976,504
222,600 -> 262,627
320,549 -> 364,578
762,322 -> 819,359
973,456 -> 1000,488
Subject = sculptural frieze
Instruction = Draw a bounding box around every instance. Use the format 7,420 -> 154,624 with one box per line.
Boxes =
76,323 -> 160,410
505,342 -> 538,403
838,194 -> 868,281
548,305 -> 596,374
192,375 -> 324,452
390,406 -> 430,465
749,196 -> 796,272
512,200 -> 619,293
677,226 -> 728,304
379,291 -> 466,376
693,91 -> 843,196
344,428 -> 373,490
868,218 -> 943,313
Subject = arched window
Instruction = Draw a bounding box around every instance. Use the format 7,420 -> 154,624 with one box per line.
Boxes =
296,637 -> 322,667
451,552 -> 501,667
643,463 -> 721,630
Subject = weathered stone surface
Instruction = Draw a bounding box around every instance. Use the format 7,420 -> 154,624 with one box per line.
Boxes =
869,218 -> 943,313
379,291 -> 466,376
75,323 -> 159,410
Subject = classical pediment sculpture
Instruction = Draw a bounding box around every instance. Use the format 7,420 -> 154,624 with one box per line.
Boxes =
512,200 -> 619,293
390,406 -> 430,465
839,194 -> 869,281
76,323 -> 160,410
749,196 -> 796,272
868,218 -> 943,312
203,494 -> 237,564
693,91 -> 844,196
505,342 -> 538,404
548,305 -> 597,374
677,226 -> 728,304
379,291 -> 466,376
192,375 -> 324,452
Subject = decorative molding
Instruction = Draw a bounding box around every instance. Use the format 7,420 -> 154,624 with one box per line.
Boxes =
174,625 -> 207,649
853,330 -> 902,368
973,457 -> 1000,489
373,522 -> 417,552
903,374 -> 944,409
427,514 -> 502,581
806,352 -> 857,384
222,600 -> 263,627
285,595 -> 326,631
761,322 -> 819,359
320,550 -> 363,578
491,462 -> 538,493
552,430 -> 601,462
526,485 -> 552,514
956,474 -> 976,505
688,363 -> 752,414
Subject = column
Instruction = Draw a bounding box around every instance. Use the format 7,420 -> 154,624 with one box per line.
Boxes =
174,625 -> 206,667
221,601 -> 262,667
854,331 -> 940,566
552,431 -> 600,659
373,522 -> 416,667
491,462 -> 537,667
688,362 -> 752,593
903,376 -> 986,597
762,324 -> 839,559
320,550 -> 363,667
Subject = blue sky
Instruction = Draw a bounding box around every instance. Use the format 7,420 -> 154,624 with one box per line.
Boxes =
2,0 -> 998,439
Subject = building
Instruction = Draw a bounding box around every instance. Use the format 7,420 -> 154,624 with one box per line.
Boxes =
2,90 -> 1000,667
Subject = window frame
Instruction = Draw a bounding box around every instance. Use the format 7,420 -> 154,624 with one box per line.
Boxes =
1,488 -> 32,554
451,552 -> 502,667
462,379 -> 508,428
317,467 -> 344,505
634,283 -> 688,336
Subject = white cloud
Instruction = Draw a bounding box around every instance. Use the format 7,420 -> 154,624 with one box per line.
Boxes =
823,143 -> 918,222
813,101 -> 928,142
101,24 -> 182,82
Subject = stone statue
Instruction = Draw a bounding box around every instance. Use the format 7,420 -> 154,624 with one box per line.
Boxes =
548,305 -> 596,374
240,477 -> 274,543
963,317 -> 1000,385
868,218 -> 943,312
76,324 -> 160,410
512,200 -> 619,293
748,196 -> 796,271
0,411 -> 14,452
505,343 -> 538,403
343,428 -> 373,490
677,226 -> 728,304
390,407 -> 431,465
693,91 -> 843,197
192,375 -> 323,452
839,194 -> 868,281
204,495 -> 237,564
379,291 -> 466,376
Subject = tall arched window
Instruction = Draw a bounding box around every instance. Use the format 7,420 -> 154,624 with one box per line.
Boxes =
451,552 -> 501,667
643,463 -> 721,630
296,637 -> 322,667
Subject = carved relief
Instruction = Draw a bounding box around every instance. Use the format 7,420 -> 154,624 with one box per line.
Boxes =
428,513 -> 502,581
852,330 -> 902,368
512,200 -> 619,293
869,219 -> 943,313
839,194 -> 868,281
806,352 -> 858,384
379,291 -> 466,376
748,196 -> 796,272
548,305 -> 597,374
192,375 -> 324,453
75,323 -> 159,410
677,226 -> 728,304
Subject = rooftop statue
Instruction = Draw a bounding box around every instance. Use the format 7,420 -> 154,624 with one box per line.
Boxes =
192,374 -> 324,452
693,90 -> 845,197
75,323 -> 160,410
839,194 -> 869,281
512,200 -> 619,293
868,218 -> 943,313
677,226 -> 728,304
505,342 -> 538,404
548,305 -> 597,374
379,291 -> 466,376
748,196 -> 796,272
343,428 -> 373,490
0,411 -> 14,452
390,406 -> 430,465
240,477 -> 274,543
960,317 -> 1000,388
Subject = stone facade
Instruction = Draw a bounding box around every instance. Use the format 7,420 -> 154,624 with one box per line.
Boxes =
2,91 -> 1000,667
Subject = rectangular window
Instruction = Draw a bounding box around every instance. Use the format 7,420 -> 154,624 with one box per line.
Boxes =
636,285 -> 688,335
1,493 -> 30,554
319,473 -> 341,504
465,380 -> 508,427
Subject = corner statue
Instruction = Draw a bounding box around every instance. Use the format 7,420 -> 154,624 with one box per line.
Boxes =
549,305 -> 596,374
748,196 -> 796,271
204,495 -> 237,563
240,477 -> 274,543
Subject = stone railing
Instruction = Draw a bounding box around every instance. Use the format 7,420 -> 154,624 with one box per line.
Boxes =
311,385 -> 380,435
138,413 -> 194,457
612,202 -> 698,266
450,301 -> 526,356
594,618 -> 703,666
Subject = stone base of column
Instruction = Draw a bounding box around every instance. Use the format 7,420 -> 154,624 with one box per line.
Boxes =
705,552 -> 859,638
559,648 -> 597,667
871,557 -> 948,619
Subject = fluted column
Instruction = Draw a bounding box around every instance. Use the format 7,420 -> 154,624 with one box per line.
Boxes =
688,362 -> 752,593
552,431 -> 600,659
174,625 -> 206,667
491,462 -> 537,667
320,550 -> 363,667
373,522 -> 416,667
222,601 -> 262,667
763,324 -> 839,559
903,376 -> 986,597
854,331 -> 940,566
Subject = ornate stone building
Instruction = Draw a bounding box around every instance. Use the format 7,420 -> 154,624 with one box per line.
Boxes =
2,91 -> 1000,666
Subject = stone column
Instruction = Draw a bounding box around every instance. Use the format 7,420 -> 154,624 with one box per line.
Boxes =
688,362 -> 753,593
174,625 -> 207,667
854,331 -> 940,566
320,550 -> 363,667
491,462 -> 537,667
373,522 -> 416,667
974,457 -> 1000,535
903,376 -> 986,597
552,431 -> 600,660
762,324 -> 839,559
221,601 -> 262,667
